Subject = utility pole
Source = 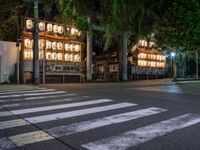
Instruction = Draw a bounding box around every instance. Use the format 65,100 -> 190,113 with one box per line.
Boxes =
23,0 -> 39,84
33,0 -> 39,84
86,17 -> 93,81
122,32 -> 128,81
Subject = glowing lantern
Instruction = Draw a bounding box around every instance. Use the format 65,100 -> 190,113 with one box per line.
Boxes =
26,19 -> 33,29
57,42 -> 63,50
70,44 -> 74,51
65,54 -> 70,61
58,53 -> 63,61
47,23 -> 53,32
46,40 -> 52,49
46,52 -> 52,60
71,28 -> 75,35
52,42 -> 57,50
74,54 -> 80,62
24,38 -> 32,48
70,54 -> 74,62
52,52 -> 58,60
39,39 -> 45,49
65,43 -> 70,51
39,22 -> 45,31
53,25 -> 58,33
58,26 -> 64,34
74,44 -> 80,52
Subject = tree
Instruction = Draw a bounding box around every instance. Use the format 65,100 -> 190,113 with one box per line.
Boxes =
155,0 -> 200,80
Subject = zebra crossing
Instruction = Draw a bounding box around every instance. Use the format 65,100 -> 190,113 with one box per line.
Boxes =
0,85 -> 200,150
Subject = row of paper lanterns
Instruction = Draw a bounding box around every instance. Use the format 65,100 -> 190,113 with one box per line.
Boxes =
138,53 -> 165,61
24,38 -> 81,52
24,50 -> 81,62
138,60 -> 165,68
26,19 -> 81,36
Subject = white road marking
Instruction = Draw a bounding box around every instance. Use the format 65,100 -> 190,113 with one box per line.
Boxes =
9,131 -> 54,147
0,89 -> 55,95
0,93 -> 76,103
0,91 -> 66,98
46,107 -> 167,137
82,113 -> 200,150
11,99 -> 113,115
26,103 -> 136,124
0,119 -> 29,130
1,97 -> 77,108
0,107 -> 165,148
0,111 -> 12,117
1,103 -> 20,107
24,93 -> 76,100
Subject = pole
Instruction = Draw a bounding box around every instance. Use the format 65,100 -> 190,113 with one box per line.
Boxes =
122,32 -> 128,81
33,0 -> 40,84
16,39 -> 20,84
86,17 -> 92,81
196,50 -> 198,79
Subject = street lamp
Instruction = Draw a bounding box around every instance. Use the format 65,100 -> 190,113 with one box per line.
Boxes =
170,52 -> 176,80
23,0 -> 39,84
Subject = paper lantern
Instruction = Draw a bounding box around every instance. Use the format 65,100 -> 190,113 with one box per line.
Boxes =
65,54 -> 70,61
52,42 -> 57,50
58,26 -> 64,34
39,22 -> 45,31
46,40 -> 52,49
58,53 -> 63,61
24,39 -> 32,48
57,42 -> 63,50
74,44 -> 80,52
71,28 -> 75,35
46,52 -> 52,60
53,25 -> 58,33
47,23 -> 53,32
26,19 -> 33,29
70,54 -> 74,62
65,43 -> 70,51
39,39 -> 45,49
74,54 -> 80,62
52,52 -> 58,60
70,44 -> 74,51
24,50 -> 32,59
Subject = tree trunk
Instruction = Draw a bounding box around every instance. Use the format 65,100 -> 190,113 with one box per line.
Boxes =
86,17 -> 93,81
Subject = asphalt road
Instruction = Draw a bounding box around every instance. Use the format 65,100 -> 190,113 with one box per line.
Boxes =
1,80 -> 200,150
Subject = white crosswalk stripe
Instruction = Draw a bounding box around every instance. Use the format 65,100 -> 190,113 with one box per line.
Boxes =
25,102 -> 136,124
0,93 -> 77,103
0,91 -> 66,98
10,99 -> 113,115
82,113 -> 200,150
0,89 -> 55,95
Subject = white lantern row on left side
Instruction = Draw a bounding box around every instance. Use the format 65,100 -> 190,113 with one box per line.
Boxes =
24,50 -> 44,60
24,38 -> 45,50
26,19 -> 81,36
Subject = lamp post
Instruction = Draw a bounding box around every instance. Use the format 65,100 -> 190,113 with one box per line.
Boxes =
23,0 -> 39,84
171,52 -> 176,80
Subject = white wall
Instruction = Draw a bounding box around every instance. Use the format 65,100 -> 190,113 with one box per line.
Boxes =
0,41 -> 18,83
